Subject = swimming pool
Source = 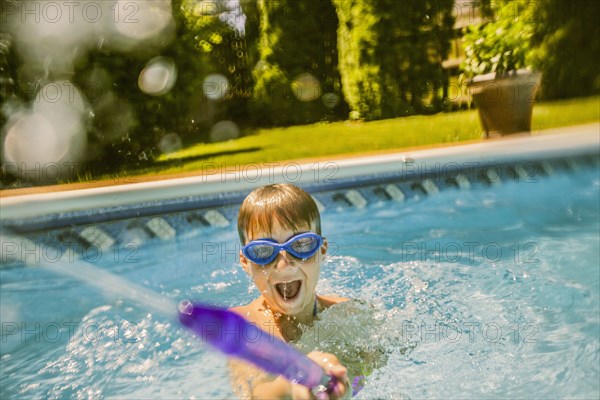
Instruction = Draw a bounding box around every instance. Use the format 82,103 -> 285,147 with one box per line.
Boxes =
1,128 -> 599,399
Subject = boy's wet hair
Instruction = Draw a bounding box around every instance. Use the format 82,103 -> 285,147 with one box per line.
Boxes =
238,184 -> 321,244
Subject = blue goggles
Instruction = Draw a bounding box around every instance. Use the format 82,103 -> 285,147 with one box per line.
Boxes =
241,232 -> 324,265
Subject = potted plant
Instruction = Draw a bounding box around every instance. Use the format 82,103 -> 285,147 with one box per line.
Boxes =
460,1 -> 541,137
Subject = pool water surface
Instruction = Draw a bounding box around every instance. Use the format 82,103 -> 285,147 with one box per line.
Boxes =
1,164 -> 599,399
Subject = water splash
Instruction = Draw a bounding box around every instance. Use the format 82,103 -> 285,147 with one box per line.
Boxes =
0,233 -> 177,318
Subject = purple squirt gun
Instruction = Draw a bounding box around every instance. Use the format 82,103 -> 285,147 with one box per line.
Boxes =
178,300 -> 338,396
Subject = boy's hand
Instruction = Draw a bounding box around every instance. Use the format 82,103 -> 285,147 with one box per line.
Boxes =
290,351 -> 351,400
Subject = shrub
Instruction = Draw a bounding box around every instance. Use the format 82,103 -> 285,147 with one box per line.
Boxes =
460,0 -> 535,82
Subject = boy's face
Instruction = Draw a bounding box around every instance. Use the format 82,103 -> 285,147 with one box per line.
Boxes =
240,221 -> 326,318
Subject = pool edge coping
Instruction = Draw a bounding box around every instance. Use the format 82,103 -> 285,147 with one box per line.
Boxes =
1,123 -> 599,221
1,122 -> 597,198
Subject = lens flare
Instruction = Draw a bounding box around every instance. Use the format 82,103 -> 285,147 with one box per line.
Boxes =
3,112 -> 63,165
138,57 -> 177,96
291,73 -> 321,102
113,0 -> 173,41
321,92 -> 340,109
2,81 -> 88,182
203,73 -> 229,101
158,133 -> 182,154
209,120 -> 240,142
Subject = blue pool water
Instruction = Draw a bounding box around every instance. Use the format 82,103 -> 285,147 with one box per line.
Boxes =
1,165 -> 599,399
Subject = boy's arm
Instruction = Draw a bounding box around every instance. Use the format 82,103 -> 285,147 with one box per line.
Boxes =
252,376 -> 293,398
229,357 -> 293,399
228,357 -> 268,399
228,351 -> 351,400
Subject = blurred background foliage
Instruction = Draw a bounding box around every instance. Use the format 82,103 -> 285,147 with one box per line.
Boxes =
1,0 -> 598,185
334,0 -> 455,120
530,0 -> 600,99
460,0 -> 536,79
250,0 -> 347,126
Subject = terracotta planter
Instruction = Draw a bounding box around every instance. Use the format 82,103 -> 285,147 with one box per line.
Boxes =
469,69 -> 542,137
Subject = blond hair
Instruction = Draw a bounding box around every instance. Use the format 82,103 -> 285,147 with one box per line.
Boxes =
237,184 -> 321,244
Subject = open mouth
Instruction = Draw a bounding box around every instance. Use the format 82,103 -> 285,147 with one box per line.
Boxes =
275,280 -> 302,301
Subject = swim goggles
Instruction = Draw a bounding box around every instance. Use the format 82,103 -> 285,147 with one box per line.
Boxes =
241,232 -> 324,265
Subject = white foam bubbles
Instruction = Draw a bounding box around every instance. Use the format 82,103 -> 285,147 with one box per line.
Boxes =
138,57 -> 177,96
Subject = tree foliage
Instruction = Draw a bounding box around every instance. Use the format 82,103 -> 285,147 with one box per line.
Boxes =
78,0 -> 213,174
460,0 -> 535,79
530,0 -> 600,99
250,0 -> 347,126
462,0 -> 599,100
334,0 -> 455,120
4,0 -> 597,187
332,0 -> 382,120
180,0 -> 260,126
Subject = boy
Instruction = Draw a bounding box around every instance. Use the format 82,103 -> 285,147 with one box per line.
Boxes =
229,183 -> 351,399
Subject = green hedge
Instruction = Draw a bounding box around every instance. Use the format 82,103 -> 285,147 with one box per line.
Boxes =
250,0 -> 347,126
333,0 -> 455,120
531,0 -> 600,99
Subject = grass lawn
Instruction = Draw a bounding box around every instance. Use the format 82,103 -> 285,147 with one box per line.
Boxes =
3,95 -> 595,192
138,95 -> 599,178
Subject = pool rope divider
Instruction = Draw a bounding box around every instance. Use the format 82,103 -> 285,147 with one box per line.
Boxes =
0,125 -> 598,266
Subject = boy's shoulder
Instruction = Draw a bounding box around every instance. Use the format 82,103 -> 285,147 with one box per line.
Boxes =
229,304 -> 248,316
229,297 -> 261,318
229,297 -> 271,326
318,294 -> 350,308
